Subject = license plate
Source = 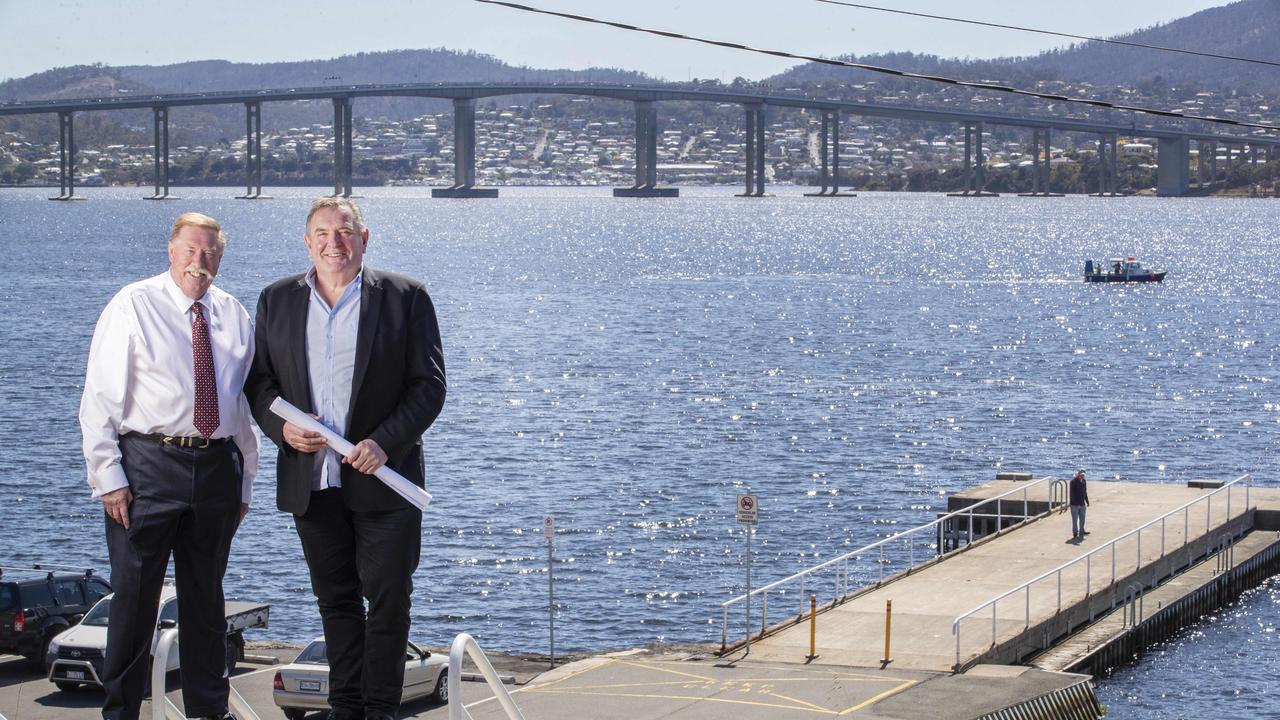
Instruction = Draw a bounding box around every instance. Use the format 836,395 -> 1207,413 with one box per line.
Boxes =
299,680 -> 322,692
67,670 -> 86,680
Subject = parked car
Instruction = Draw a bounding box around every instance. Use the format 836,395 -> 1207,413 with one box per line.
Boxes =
47,583 -> 269,692
273,637 -> 448,719
0,566 -> 111,671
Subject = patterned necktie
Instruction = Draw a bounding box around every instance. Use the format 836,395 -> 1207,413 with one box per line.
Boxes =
191,302 -> 220,438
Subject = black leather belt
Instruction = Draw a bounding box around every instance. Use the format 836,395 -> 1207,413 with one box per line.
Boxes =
127,432 -> 229,449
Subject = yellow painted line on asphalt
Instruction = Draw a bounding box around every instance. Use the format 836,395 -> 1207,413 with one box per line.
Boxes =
612,658 -> 714,681
526,657 -> 620,690
660,659 -> 916,684
767,690 -> 838,714
837,679 -> 918,715
521,688 -> 840,715
546,679 -> 723,690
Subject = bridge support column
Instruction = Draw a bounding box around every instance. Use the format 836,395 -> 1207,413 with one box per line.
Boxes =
1210,141 -> 1219,189
434,97 -> 497,198
615,100 -> 676,197
1020,128 -> 1062,197
754,105 -> 766,196
1091,134 -> 1119,196
806,110 -> 853,197
949,122 -> 997,197
739,104 -> 757,196
236,102 -> 269,199
1156,137 -> 1191,196
49,111 -> 83,201
1196,141 -> 1206,189
145,106 -> 176,200
331,97 -> 355,198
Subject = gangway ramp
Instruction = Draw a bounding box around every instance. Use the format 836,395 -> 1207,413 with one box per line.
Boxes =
737,477 -> 1266,672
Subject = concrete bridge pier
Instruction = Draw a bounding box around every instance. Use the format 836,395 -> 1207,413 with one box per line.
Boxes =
1195,141 -> 1207,190
614,100 -> 677,197
330,97 -> 355,198
48,112 -> 83,201
1090,134 -> 1120,196
949,122 -> 997,197
235,102 -> 268,200
434,98 -> 497,198
1019,127 -> 1062,197
805,110 -> 854,197
144,107 -> 175,200
1157,136 -> 1191,196
737,104 -> 767,197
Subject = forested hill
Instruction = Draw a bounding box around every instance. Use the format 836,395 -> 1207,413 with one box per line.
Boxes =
769,0 -> 1280,96
0,47 -> 652,101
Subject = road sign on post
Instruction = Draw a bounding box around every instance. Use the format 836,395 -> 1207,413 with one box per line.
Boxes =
545,514 -> 555,668
736,494 -> 758,657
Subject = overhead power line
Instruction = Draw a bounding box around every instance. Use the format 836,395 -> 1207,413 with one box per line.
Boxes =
472,0 -> 1280,134
815,0 -> 1280,69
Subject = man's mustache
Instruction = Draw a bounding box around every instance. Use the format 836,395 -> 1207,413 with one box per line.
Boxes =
184,266 -> 214,280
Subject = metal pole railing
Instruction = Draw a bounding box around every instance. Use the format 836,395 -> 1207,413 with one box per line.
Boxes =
449,633 -> 526,720
724,476 -> 1061,648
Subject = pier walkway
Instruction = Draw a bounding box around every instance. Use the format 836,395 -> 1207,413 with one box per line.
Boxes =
735,479 -> 1273,672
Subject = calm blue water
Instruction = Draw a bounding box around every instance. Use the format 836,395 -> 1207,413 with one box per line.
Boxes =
1,186 -> 1276,716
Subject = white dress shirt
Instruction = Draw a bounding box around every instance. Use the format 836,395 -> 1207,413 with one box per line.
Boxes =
305,267 -> 362,490
80,272 -> 259,503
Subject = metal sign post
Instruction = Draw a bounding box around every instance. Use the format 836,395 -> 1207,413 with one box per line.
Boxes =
544,515 -> 555,669
737,494 -> 758,657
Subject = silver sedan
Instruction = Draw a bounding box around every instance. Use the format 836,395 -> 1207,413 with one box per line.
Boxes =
272,637 -> 448,718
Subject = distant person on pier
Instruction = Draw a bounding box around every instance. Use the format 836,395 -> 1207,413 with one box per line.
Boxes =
1069,470 -> 1090,541
245,197 -> 446,720
79,212 -> 258,720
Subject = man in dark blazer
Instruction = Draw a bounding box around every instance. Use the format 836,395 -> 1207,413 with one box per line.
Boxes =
245,197 -> 445,720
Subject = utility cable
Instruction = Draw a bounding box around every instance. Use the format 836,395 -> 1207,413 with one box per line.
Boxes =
472,0 -> 1280,134
815,0 -> 1280,69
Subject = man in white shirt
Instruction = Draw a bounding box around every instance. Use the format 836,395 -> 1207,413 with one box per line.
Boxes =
80,212 -> 258,720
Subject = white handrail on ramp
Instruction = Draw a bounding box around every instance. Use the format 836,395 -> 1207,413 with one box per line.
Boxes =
151,628 -> 260,720
449,632 -> 526,720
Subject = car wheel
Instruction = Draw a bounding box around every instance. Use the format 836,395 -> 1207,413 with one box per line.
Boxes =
282,709 -> 307,720
54,681 -> 82,692
432,668 -> 448,704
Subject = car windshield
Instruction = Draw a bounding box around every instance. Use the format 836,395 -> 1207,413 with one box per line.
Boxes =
82,597 -> 111,626
295,641 -> 328,665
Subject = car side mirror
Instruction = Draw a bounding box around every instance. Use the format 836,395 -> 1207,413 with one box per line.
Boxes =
158,619 -> 177,630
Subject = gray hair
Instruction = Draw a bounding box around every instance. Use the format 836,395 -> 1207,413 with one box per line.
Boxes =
306,197 -> 365,234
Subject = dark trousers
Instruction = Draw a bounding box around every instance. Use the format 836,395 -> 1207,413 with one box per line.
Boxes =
295,489 -> 421,719
102,434 -> 242,720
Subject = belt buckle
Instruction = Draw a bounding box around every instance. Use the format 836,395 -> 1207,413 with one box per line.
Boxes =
196,437 -> 210,449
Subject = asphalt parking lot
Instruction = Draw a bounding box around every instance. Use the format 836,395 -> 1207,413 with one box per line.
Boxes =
0,645 -> 535,720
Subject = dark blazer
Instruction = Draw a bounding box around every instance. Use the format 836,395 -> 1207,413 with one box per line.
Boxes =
245,267 -> 446,514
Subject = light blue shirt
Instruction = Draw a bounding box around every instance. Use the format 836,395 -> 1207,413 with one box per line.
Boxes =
305,268 -> 363,490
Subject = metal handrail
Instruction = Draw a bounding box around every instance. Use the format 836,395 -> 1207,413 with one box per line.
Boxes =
449,632 -> 526,720
151,628 -> 259,720
950,473 -> 1252,670
720,475 -> 1064,651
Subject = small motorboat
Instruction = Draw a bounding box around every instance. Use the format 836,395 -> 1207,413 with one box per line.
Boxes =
1084,256 -> 1166,283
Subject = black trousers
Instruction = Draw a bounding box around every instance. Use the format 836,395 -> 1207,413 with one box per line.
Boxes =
102,434 -> 242,720
295,489 -> 421,719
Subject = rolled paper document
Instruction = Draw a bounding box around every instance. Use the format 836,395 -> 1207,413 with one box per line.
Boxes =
269,397 -> 432,510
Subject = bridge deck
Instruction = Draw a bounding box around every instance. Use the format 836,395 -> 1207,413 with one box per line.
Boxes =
737,481 -> 1278,672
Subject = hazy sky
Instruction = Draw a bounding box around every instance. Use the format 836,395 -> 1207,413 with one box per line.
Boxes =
0,0 -> 1235,83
